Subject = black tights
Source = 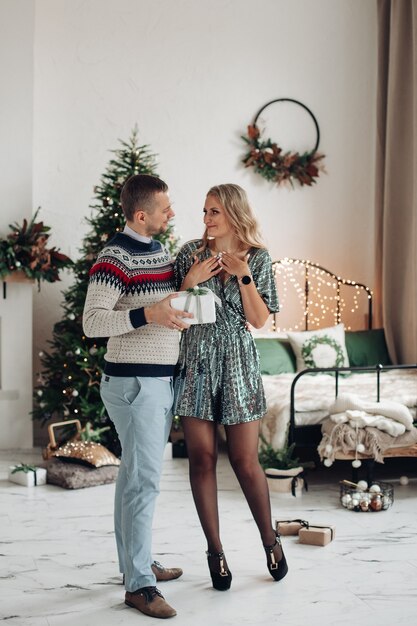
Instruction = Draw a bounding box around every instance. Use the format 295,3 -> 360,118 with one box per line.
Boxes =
181,417 -> 276,553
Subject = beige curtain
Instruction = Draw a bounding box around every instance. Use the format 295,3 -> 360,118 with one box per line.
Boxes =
375,0 -> 417,363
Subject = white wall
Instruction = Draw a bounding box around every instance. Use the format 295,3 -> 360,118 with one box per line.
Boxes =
33,0 -> 377,268
2,0 -> 379,444
0,0 -> 35,447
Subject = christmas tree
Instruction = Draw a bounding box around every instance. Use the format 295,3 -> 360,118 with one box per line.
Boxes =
33,128 -> 180,454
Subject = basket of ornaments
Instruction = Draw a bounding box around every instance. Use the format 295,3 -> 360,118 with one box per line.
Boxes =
340,479 -> 394,512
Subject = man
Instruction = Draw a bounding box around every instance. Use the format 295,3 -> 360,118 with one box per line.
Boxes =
83,174 -> 192,619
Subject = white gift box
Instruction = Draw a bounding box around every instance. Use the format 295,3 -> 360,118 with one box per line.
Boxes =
171,288 -> 221,324
8,465 -> 47,487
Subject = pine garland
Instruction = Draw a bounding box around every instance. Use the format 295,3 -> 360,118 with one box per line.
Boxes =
0,208 -> 72,284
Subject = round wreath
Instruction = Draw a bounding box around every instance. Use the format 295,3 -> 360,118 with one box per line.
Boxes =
301,335 -> 345,369
242,98 -> 325,188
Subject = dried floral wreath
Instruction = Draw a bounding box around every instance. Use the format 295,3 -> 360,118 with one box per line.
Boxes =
242,98 -> 325,188
0,208 -> 73,286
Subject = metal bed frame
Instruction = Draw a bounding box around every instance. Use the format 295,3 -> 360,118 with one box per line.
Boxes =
271,259 -> 417,476
288,363 -> 417,447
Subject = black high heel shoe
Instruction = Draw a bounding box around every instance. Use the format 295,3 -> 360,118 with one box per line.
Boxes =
206,550 -> 232,591
264,533 -> 288,581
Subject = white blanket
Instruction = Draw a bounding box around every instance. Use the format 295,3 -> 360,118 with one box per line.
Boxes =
331,410 -> 406,437
329,392 -> 414,430
260,370 -> 417,450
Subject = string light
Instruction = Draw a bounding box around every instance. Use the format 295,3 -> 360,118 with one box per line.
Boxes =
272,258 -> 373,332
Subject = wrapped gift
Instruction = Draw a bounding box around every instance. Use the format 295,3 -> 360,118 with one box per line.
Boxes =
170,287 -> 221,325
298,524 -> 336,547
265,467 -> 307,496
276,519 -> 309,536
8,463 -> 47,487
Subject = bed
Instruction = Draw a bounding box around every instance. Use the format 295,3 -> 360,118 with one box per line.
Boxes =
254,259 -> 417,473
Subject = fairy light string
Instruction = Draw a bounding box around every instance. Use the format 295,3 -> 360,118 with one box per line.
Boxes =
271,258 -> 373,332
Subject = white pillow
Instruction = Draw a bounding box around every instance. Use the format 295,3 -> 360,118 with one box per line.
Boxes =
286,323 -> 349,372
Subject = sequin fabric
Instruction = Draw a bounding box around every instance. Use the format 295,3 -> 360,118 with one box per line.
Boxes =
173,240 -> 279,425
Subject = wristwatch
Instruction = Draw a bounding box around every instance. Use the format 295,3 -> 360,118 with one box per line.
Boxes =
238,275 -> 252,285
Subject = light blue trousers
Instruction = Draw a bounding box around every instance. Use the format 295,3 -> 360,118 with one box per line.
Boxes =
100,375 -> 173,592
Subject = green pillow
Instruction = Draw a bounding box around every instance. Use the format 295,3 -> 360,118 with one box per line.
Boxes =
254,338 -> 296,375
345,329 -> 391,367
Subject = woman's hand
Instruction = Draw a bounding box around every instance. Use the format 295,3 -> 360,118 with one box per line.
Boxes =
220,252 -> 269,329
218,252 -> 250,278
181,255 -> 222,289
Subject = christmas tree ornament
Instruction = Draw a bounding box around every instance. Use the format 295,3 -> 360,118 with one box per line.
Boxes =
370,496 -> 382,511
341,494 -> 351,507
369,484 -> 381,493
356,480 -> 368,491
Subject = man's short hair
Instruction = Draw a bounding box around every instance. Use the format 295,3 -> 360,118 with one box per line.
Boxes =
120,174 -> 168,221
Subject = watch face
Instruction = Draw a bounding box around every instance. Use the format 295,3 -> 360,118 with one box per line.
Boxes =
241,275 -> 252,285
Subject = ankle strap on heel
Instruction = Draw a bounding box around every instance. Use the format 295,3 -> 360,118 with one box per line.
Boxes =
206,550 -> 225,558
263,533 -> 281,551
263,534 -> 282,570
206,551 -> 228,577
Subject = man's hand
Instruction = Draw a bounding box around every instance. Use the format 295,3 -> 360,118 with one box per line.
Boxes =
144,293 -> 193,330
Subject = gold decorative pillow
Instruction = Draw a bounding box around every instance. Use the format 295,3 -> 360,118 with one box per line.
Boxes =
53,441 -> 120,468
43,419 -> 120,468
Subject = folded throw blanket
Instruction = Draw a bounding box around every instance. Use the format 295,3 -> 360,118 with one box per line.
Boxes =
329,392 -> 413,430
318,418 -> 417,463
330,409 -> 406,436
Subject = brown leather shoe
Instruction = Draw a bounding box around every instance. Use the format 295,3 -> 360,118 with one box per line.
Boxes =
152,560 -> 183,582
125,586 -> 176,619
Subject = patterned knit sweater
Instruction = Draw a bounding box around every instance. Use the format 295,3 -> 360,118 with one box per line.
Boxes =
82,232 -> 179,376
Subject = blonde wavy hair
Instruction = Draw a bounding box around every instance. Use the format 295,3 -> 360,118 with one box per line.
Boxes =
198,183 -> 265,252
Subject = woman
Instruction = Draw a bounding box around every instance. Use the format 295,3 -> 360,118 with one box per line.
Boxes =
173,183 -> 288,590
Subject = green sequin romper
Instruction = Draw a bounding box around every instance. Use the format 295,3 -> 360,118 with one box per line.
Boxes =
173,240 -> 279,425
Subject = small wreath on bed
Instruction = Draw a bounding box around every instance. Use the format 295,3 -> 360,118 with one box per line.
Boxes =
242,98 -> 325,188
301,335 -> 345,369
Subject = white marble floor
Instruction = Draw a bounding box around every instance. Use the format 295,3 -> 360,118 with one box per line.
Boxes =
1,448 -> 417,626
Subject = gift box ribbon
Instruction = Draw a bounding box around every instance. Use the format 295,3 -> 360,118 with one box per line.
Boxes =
300,523 -> 335,540
265,470 -> 309,497
277,519 -> 310,528
11,463 -> 38,485
276,519 -> 334,540
184,287 -> 222,323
